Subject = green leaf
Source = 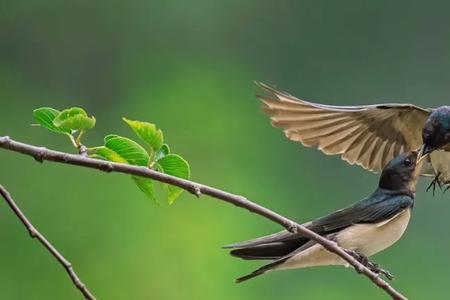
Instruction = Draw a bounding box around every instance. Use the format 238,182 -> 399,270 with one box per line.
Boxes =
123,118 -> 164,151
157,154 -> 190,204
157,154 -> 190,179
93,146 -> 129,164
132,176 -> 157,204
93,137 -> 156,202
53,107 -> 96,132
33,107 -> 70,134
155,144 -> 171,161
103,135 -> 149,166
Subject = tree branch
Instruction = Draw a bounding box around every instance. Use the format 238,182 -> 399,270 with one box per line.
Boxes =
0,136 -> 408,300
0,185 -> 97,300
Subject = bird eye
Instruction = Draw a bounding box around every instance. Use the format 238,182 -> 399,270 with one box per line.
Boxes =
404,157 -> 412,167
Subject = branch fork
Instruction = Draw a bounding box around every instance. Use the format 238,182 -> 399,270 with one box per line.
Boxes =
0,136 -> 408,300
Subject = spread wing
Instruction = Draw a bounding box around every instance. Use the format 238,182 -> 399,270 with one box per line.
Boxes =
258,82 -> 432,172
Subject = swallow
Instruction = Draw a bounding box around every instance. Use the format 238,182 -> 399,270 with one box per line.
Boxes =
257,83 -> 450,189
225,151 -> 422,283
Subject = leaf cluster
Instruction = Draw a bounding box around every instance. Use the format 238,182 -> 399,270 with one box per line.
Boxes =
33,107 -> 190,204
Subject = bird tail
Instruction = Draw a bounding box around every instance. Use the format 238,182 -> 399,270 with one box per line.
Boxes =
229,242 -> 298,260
224,231 -> 309,260
225,230 -> 312,282
235,256 -> 290,283
229,242 -> 298,282
230,239 -> 318,283
236,270 -> 265,283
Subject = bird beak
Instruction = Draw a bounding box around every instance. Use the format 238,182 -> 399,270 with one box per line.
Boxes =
423,144 -> 434,156
417,144 -> 431,164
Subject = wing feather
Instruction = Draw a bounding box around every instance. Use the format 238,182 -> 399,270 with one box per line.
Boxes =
308,194 -> 414,234
258,82 -> 431,172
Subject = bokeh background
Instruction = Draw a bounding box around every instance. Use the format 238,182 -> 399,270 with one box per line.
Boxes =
0,1 -> 449,299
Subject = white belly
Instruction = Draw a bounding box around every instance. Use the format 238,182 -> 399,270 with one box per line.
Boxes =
336,208 -> 411,256
277,209 -> 411,270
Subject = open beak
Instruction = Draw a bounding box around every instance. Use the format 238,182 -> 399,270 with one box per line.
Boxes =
417,144 -> 431,164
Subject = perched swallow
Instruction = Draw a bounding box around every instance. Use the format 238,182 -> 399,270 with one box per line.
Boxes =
257,83 -> 450,187
225,151 -> 421,283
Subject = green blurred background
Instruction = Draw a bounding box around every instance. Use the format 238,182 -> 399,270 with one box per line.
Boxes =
0,1 -> 449,299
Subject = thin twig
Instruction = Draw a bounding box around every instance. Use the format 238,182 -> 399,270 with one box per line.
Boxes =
0,185 -> 97,300
0,136 -> 408,300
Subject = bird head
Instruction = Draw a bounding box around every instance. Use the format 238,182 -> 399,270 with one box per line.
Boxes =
379,151 -> 422,193
421,106 -> 450,155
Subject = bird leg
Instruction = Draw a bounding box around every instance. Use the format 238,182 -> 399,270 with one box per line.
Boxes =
365,261 -> 395,280
346,249 -> 369,266
346,249 -> 369,265
426,172 -> 442,196
345,249 -> 395,280
441,180 -> 450,194
444,184 -> 450,194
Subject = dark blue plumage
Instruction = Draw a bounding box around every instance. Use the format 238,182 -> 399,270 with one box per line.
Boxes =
226,151 -> 421,283
423,106 -> 450,155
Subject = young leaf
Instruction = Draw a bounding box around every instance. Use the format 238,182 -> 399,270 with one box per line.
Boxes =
156,154 -> 190,204
53,107 -> 96,132
103,135 -> 149,166
132,176 -> 158,204
155,144 -> 170,161
157,154 -> 190,179
93,146 -> 129,164
123,118 -> 164,151
33,107 -> 70,134
93,136 -> 156,202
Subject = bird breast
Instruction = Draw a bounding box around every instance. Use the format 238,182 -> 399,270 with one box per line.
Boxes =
336,208 -> 411,257
430,150 -> 450,184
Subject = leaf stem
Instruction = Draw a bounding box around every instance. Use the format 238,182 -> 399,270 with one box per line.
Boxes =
76,130 -> 85,145
86,146 -> 101,152
67,134 -> 79,148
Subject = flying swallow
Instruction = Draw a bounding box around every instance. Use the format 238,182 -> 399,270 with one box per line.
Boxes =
257,83 -> 450,188
225,151 -> 422,283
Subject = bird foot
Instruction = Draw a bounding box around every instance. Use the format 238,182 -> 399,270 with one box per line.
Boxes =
444,184 -> 450,194
367,261 -> 395,280
345,249 -> 394,280
346,249 -> 369,265
426,173 -> 442,196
